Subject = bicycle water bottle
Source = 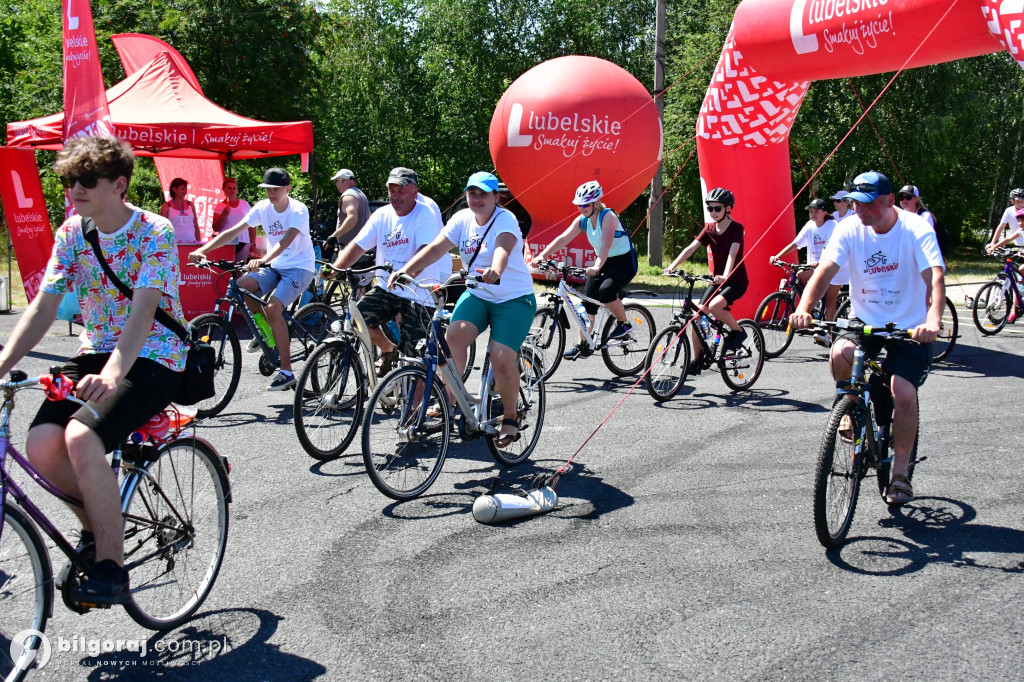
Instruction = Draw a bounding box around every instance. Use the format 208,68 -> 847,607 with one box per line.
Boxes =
700,314 -> 711,339
576,301 -> 588,320
386,320 -> 401,343
253,312 -> 276,349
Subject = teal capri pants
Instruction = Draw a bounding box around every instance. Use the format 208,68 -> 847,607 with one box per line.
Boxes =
450,291 -> 537,350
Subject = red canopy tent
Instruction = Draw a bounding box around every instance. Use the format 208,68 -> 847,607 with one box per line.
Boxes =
6,50 -> 314,161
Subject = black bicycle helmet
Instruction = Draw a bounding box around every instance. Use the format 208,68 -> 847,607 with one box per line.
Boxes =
704,187 -> 735,207
1011,188 -> 1024,200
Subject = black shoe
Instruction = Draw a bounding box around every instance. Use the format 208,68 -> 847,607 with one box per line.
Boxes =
687,361 -> 702,376
268,371 -> 296,391
71,559 -> 130,606
724,329 -> 748,351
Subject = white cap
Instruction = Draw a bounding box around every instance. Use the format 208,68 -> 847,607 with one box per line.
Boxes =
331,168 -> 354,181
830,190 -> 850,200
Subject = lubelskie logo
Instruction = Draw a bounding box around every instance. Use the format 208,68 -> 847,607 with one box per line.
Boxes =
789,0 -> 893,56
863,250 -> 898,274
385,225 -> 403,243
507,102 -> 624,157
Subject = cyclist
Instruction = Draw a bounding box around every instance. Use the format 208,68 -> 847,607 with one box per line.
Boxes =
985,207 -> 1024,321
530,180 -> 638,360
0,136 -> 187,604
769,197 -> 843,347
790,171 -> 945,506
663,187 -> 749,374
831,190 -> 854,222
390,171 -> 536,446
989,188 -> 1024,250
190,167 -> 316,391
328,167 -> 442,376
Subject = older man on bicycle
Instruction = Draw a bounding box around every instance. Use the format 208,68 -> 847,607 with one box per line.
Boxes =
790,171 -> 945,506
0,136 -> 188,604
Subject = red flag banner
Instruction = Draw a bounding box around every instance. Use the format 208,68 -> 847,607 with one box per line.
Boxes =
62,0 -> 113,141
0,148 -> 55,302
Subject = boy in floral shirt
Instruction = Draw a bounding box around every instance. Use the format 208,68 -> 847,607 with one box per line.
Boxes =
0,136 -> 187,604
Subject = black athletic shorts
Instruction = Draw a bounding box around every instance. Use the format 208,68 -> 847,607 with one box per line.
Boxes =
30,353 -> 183,452
700,280 -> 748,306
836,322 -> 933,388
356,287 -> 431,357
582,252 -> 637,315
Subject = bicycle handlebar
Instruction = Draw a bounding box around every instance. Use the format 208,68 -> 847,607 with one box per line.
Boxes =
804,319 -> 915,340
188,258 -> 245,272
320,262 -> 394,277
533,259 -> 587,278
663,270 -> 714,283
2,369 -> 99,417
770,259 -> 816,273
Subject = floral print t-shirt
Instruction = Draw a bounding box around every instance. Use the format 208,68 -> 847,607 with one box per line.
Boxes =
40,207 -> 188,372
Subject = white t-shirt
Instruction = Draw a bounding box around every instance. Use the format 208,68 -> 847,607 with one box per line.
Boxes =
354,202 -> 441,306
441,207 -> 534,304
243,197 -> 315,272
795,217 -> 845,287
168,202 -> 198,243
214,199 -> 252,242
821,209 -> 944,328
998,206 -> 1024,245
418,194 -> 451,281
832,207 -> 854,223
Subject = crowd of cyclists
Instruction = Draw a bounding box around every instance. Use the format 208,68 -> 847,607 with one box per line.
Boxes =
0,131 -> 1005,613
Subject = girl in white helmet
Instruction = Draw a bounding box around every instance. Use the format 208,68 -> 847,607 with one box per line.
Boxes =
531,181 -> 638,359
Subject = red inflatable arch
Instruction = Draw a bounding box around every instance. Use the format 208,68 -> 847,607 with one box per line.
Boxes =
699,0 -> 1016,316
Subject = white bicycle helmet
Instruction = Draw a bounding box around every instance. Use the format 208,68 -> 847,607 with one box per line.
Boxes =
573,181 -> 604,205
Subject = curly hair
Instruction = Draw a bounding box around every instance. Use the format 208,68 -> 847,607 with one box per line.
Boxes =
52,136 -> 134,189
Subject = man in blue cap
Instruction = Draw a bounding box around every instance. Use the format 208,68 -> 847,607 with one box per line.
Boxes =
790,171 -> 945,506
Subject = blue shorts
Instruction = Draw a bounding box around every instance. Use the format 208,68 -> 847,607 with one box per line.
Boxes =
245,266 -> 314,308
450,292 -> 537,350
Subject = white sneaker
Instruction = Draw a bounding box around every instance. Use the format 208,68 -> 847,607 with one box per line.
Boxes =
812,332 -> 832,348
268,371 -> 296,391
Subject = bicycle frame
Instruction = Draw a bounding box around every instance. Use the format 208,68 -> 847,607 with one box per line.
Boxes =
545,277 -> 629,353
996,259 -> 1024,309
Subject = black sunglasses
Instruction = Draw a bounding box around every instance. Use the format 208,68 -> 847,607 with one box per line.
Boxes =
706,204 -> 725,213
60,175 -> 115,190
850,182 -> 879,194
898,194 -> 915,201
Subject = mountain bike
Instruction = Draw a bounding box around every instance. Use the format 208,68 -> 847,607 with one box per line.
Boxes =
361,273 -> 545,500
293,265 -> 478,461
754,260 -> 826,358
0,369 -> 231,681
840,294 -> 958,362
971,247 -> 1024,336
808,320 -> 923,549
186,260 -> 339,417
642,272 -> 765,401
528,260 -> 656,380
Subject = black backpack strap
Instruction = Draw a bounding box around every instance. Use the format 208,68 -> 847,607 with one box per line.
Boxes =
81,217 -> 191,343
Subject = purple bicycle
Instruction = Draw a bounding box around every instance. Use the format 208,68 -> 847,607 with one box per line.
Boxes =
0,368 -> 231,681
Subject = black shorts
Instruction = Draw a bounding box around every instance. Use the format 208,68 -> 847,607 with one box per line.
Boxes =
356,287 -> 431,357
837,324 -> 933,388
582,252 -> 637,315
30,353 -> 183,452
700,280 -> 748,306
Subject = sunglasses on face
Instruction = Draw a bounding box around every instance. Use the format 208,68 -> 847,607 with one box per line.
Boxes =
577,203 -> 592,210
60,175 -> 114,190
706,204 -> 725,213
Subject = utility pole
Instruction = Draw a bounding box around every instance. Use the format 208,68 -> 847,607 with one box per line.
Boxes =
648,0 -> 666,266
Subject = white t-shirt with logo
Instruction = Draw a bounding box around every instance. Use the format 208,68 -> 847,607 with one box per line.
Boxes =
999,205 -> 1024,246
214,199 -> 252,242
354,202 -> 441,306
795,217 -> 845,286
243,197 -> 314,272
441,207 -> 534,304
821,209 -> 944,328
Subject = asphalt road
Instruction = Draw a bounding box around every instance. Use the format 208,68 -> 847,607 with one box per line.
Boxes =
3,301 -> 1024,681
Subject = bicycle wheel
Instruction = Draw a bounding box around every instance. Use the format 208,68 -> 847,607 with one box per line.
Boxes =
643,325 -> 690,402
836,296 -> 853,320
601,303 -> 656,376
972,280 -> 1009,335
294,340 -> 367,460
754,292 -> 794,358
528,306 -> 565,381
812,397 -> 863,549
288,302 -> 340,365
0,504 -> 52,682
932,296 -> 958,362
486,346 -> 546,466
189,313 -> 242,419
719,320 -> 765,391
121,437 -> 230,630
321,279 -> 349,311
362,366 -> 450,500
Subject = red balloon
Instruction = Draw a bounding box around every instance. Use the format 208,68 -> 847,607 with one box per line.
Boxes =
490,56 -> 661,267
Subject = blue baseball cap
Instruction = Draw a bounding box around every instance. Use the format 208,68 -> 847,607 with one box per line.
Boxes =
464,171 -> 499,192
846,171 -> 893,203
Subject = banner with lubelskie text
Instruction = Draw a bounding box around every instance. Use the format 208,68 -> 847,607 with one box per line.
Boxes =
0,148 -> 55,302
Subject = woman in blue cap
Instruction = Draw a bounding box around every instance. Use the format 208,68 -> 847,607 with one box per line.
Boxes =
392,171 -> 536,446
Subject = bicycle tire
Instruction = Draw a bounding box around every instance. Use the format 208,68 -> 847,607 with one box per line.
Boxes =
719,320 -> 765,391
321,279 -> 349,311
812,397 -> 863,549
289,303 -> 340,364
486,346 -> 546,466
754,291 -> 794,358
932,296 -> 958,362
836,297 -> 853,320
601,303 -> 657,376
361,366 -> 450,500
463,338 -> 477,383
643,325 -> 690,402
972,280 -> 1010,336
121,437 -> 230,630
189,313 -> 242,419
294,340 -> 367,460
0,504 -> 52,682
528,306 -> 565,381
